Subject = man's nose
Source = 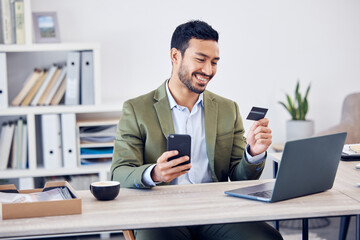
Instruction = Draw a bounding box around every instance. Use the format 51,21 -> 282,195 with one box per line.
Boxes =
201,61 -> 212,76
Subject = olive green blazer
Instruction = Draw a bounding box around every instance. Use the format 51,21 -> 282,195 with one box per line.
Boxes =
110,81 -> 265,188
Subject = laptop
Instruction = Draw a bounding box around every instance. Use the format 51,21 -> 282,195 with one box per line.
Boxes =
225,132 -> 347,203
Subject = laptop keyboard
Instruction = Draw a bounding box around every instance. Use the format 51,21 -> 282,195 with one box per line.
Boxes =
249,190 -> 273,199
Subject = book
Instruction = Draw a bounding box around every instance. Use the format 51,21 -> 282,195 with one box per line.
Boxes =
10,118 -> 23,169
20,121 -> 27,169
37,67 -> 61,105
21,69 -> 47,106
10,0 -> 16,44
0,0 -> 13,44
30,65 -> 57,106
14,0 -> 24,44
11,69 -> 42,106
43,67 -> 66,105
49,76 -> 66,105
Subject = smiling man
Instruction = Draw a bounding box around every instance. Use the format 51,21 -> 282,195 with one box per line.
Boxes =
111,20 -> 282,240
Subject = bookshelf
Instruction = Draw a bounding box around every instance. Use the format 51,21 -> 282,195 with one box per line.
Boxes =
0,0 -> 122,189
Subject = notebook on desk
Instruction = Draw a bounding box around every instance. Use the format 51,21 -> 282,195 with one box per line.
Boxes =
225,132 -> 347,203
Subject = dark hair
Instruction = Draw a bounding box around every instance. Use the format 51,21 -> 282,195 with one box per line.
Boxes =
170,20 -> 219,56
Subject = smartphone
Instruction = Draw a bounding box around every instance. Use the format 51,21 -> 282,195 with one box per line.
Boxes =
167,134 -> 191,166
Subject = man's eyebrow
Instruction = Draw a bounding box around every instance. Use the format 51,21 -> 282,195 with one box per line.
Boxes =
195,52 -> 220,61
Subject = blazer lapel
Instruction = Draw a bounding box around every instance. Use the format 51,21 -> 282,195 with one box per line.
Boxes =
204,91 -> 218,177
154,82 -> 175,139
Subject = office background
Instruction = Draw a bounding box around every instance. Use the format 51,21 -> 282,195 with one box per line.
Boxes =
31,0 -> 360,145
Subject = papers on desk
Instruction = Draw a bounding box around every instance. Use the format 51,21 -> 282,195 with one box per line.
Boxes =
0,187 -> 72,203
341,144 -> 360,160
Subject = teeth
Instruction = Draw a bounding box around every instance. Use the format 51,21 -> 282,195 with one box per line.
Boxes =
196,75 -> 207,82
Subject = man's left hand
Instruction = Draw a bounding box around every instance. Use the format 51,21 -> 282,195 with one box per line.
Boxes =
247,118 -> 272,156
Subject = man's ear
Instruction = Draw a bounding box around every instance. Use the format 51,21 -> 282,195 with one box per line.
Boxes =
170,48 -> 181,65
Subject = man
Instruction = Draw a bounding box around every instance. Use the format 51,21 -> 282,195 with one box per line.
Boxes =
111,20 -> 283,240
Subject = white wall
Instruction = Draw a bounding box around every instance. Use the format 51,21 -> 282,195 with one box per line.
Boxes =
32,0 -> 360,145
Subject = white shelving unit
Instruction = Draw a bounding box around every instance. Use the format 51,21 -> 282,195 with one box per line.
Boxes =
0,0 -> 122,189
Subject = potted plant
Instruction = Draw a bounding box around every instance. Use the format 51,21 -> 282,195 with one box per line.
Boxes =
279,81 -> 314,141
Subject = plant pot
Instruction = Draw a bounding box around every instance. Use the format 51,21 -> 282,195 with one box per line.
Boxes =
286,120 -> 314,141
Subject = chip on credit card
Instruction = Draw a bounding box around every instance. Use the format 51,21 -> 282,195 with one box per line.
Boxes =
246,107 -> 268,121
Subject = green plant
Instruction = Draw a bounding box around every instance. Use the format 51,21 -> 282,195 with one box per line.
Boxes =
278,81 -> 311,120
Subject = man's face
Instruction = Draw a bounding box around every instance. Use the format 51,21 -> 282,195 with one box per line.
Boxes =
177,38 -> 220,94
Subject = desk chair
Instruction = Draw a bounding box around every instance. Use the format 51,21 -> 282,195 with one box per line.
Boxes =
317,92 -> 360,240
123,230 -> 135,240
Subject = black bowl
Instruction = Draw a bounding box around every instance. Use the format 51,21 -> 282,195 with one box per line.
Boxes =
90,181 -> 120,201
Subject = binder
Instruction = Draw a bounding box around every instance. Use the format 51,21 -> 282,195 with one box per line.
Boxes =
80,51 -> 94,105
61,113 -> 78,168
0,122 -> 15,170
0,53 -> 8,109
41,114 -> 62,169
31,65 -> 57,106
65,52 -> 81,105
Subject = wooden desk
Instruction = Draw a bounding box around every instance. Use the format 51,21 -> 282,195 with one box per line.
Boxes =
1,180 -> 360,239
334,161 -> 360,199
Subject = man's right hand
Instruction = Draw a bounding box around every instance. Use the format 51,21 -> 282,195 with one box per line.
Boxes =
151,151 -> 192,183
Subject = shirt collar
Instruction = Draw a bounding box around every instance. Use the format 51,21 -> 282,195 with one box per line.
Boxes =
166,80 -> 203,110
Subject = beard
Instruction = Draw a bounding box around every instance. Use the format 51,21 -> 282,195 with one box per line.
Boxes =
178,62 -> 212,94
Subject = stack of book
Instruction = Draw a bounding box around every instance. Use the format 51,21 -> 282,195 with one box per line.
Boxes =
0,0 -> 25,45
9,51 -> 95,107
11,65 -> 67,106
0,118 -> 28,171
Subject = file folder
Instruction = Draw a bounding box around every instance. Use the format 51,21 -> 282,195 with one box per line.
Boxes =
41,114 -> 62,169
0,53 -> 8,109
80,51 -> 94,105
65,52 -> 81,105
61,113 -> 78,168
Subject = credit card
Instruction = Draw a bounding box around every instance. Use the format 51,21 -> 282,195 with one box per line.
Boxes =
246,107 -> 268,121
